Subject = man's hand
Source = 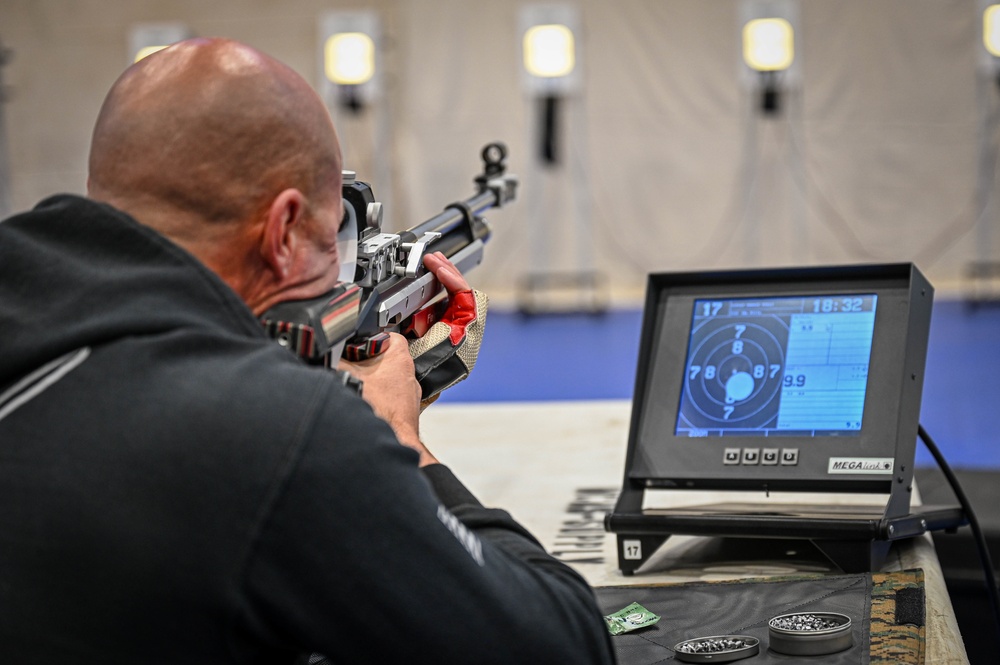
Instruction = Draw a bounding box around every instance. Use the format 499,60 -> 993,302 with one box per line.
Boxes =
338,333 -> 438,467
409,252 -> 489,405
338,252 -> 481,467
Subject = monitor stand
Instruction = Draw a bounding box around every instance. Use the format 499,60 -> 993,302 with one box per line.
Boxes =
605,482 -> 966,574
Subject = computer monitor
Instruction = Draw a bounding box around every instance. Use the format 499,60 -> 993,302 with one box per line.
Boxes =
606,264 -> 968,573
626,264 -> 932,494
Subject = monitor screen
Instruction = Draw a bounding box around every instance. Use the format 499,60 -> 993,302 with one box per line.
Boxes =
675,294 -> 877,437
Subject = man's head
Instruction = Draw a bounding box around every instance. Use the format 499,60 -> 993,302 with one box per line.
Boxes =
88,38 -> 344,314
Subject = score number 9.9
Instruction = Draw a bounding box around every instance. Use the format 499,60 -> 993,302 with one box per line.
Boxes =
783,373 -> 806,388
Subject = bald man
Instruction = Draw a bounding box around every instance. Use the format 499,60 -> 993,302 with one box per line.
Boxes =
0,39 -> 614,664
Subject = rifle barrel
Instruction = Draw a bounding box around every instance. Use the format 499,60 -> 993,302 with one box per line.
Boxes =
401,189 -> 495,252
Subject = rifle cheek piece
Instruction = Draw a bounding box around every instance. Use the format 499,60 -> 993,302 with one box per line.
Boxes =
259,282 -> 362,364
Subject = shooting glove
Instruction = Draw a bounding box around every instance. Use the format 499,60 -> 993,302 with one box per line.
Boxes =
407,289 -> 489,407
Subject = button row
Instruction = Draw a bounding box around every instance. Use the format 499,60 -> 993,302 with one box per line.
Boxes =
723,447 -> 798,466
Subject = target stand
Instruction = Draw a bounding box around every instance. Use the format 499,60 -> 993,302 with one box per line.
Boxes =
604,264 -> 966,574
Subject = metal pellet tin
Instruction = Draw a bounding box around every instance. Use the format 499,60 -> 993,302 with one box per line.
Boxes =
673,635 -> 760,663
768,612 -> 853,656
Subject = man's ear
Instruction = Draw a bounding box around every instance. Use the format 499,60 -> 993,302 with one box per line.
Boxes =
260,188 -> 307,281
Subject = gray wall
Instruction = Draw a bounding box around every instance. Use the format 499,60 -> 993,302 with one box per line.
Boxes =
1,0 -> 993,302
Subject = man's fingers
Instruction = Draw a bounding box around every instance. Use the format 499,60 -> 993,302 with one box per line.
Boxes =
423,252 -> 470,293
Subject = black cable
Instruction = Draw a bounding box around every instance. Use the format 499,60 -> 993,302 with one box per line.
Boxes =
918,424 -> 1000,644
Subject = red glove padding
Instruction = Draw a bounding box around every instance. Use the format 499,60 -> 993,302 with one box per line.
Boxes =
407,288 -> 488,405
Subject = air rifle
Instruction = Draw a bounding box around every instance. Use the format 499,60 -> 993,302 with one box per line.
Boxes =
260,142 -> 517,375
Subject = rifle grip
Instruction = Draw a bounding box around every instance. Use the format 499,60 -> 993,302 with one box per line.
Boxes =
401,299 -> 449,339
343,332 -> 391,362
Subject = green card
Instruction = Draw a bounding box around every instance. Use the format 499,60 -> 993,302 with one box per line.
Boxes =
604,602 -> 661,635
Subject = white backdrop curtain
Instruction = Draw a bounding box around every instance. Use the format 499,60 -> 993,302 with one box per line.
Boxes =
0,0 -> 992,302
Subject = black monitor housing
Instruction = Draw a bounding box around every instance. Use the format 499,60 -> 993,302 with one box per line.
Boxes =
605,264 -> 965,573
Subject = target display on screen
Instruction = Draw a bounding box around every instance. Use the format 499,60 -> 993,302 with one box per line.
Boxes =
675,294 -> 877,437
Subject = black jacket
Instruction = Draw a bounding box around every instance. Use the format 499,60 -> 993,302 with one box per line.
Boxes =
0,195 -> 615,664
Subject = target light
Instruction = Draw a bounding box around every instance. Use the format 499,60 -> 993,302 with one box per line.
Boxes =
742,17 -> 795,72
985,5 -> 1000,57
317,11 -> 381,113
324,32 -> 376,85
127,22 -> 191,66
523,24 -> 575,79
134,45 -> 169,62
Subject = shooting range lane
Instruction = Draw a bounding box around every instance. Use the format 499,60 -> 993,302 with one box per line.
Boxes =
420,400 -> 968,663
